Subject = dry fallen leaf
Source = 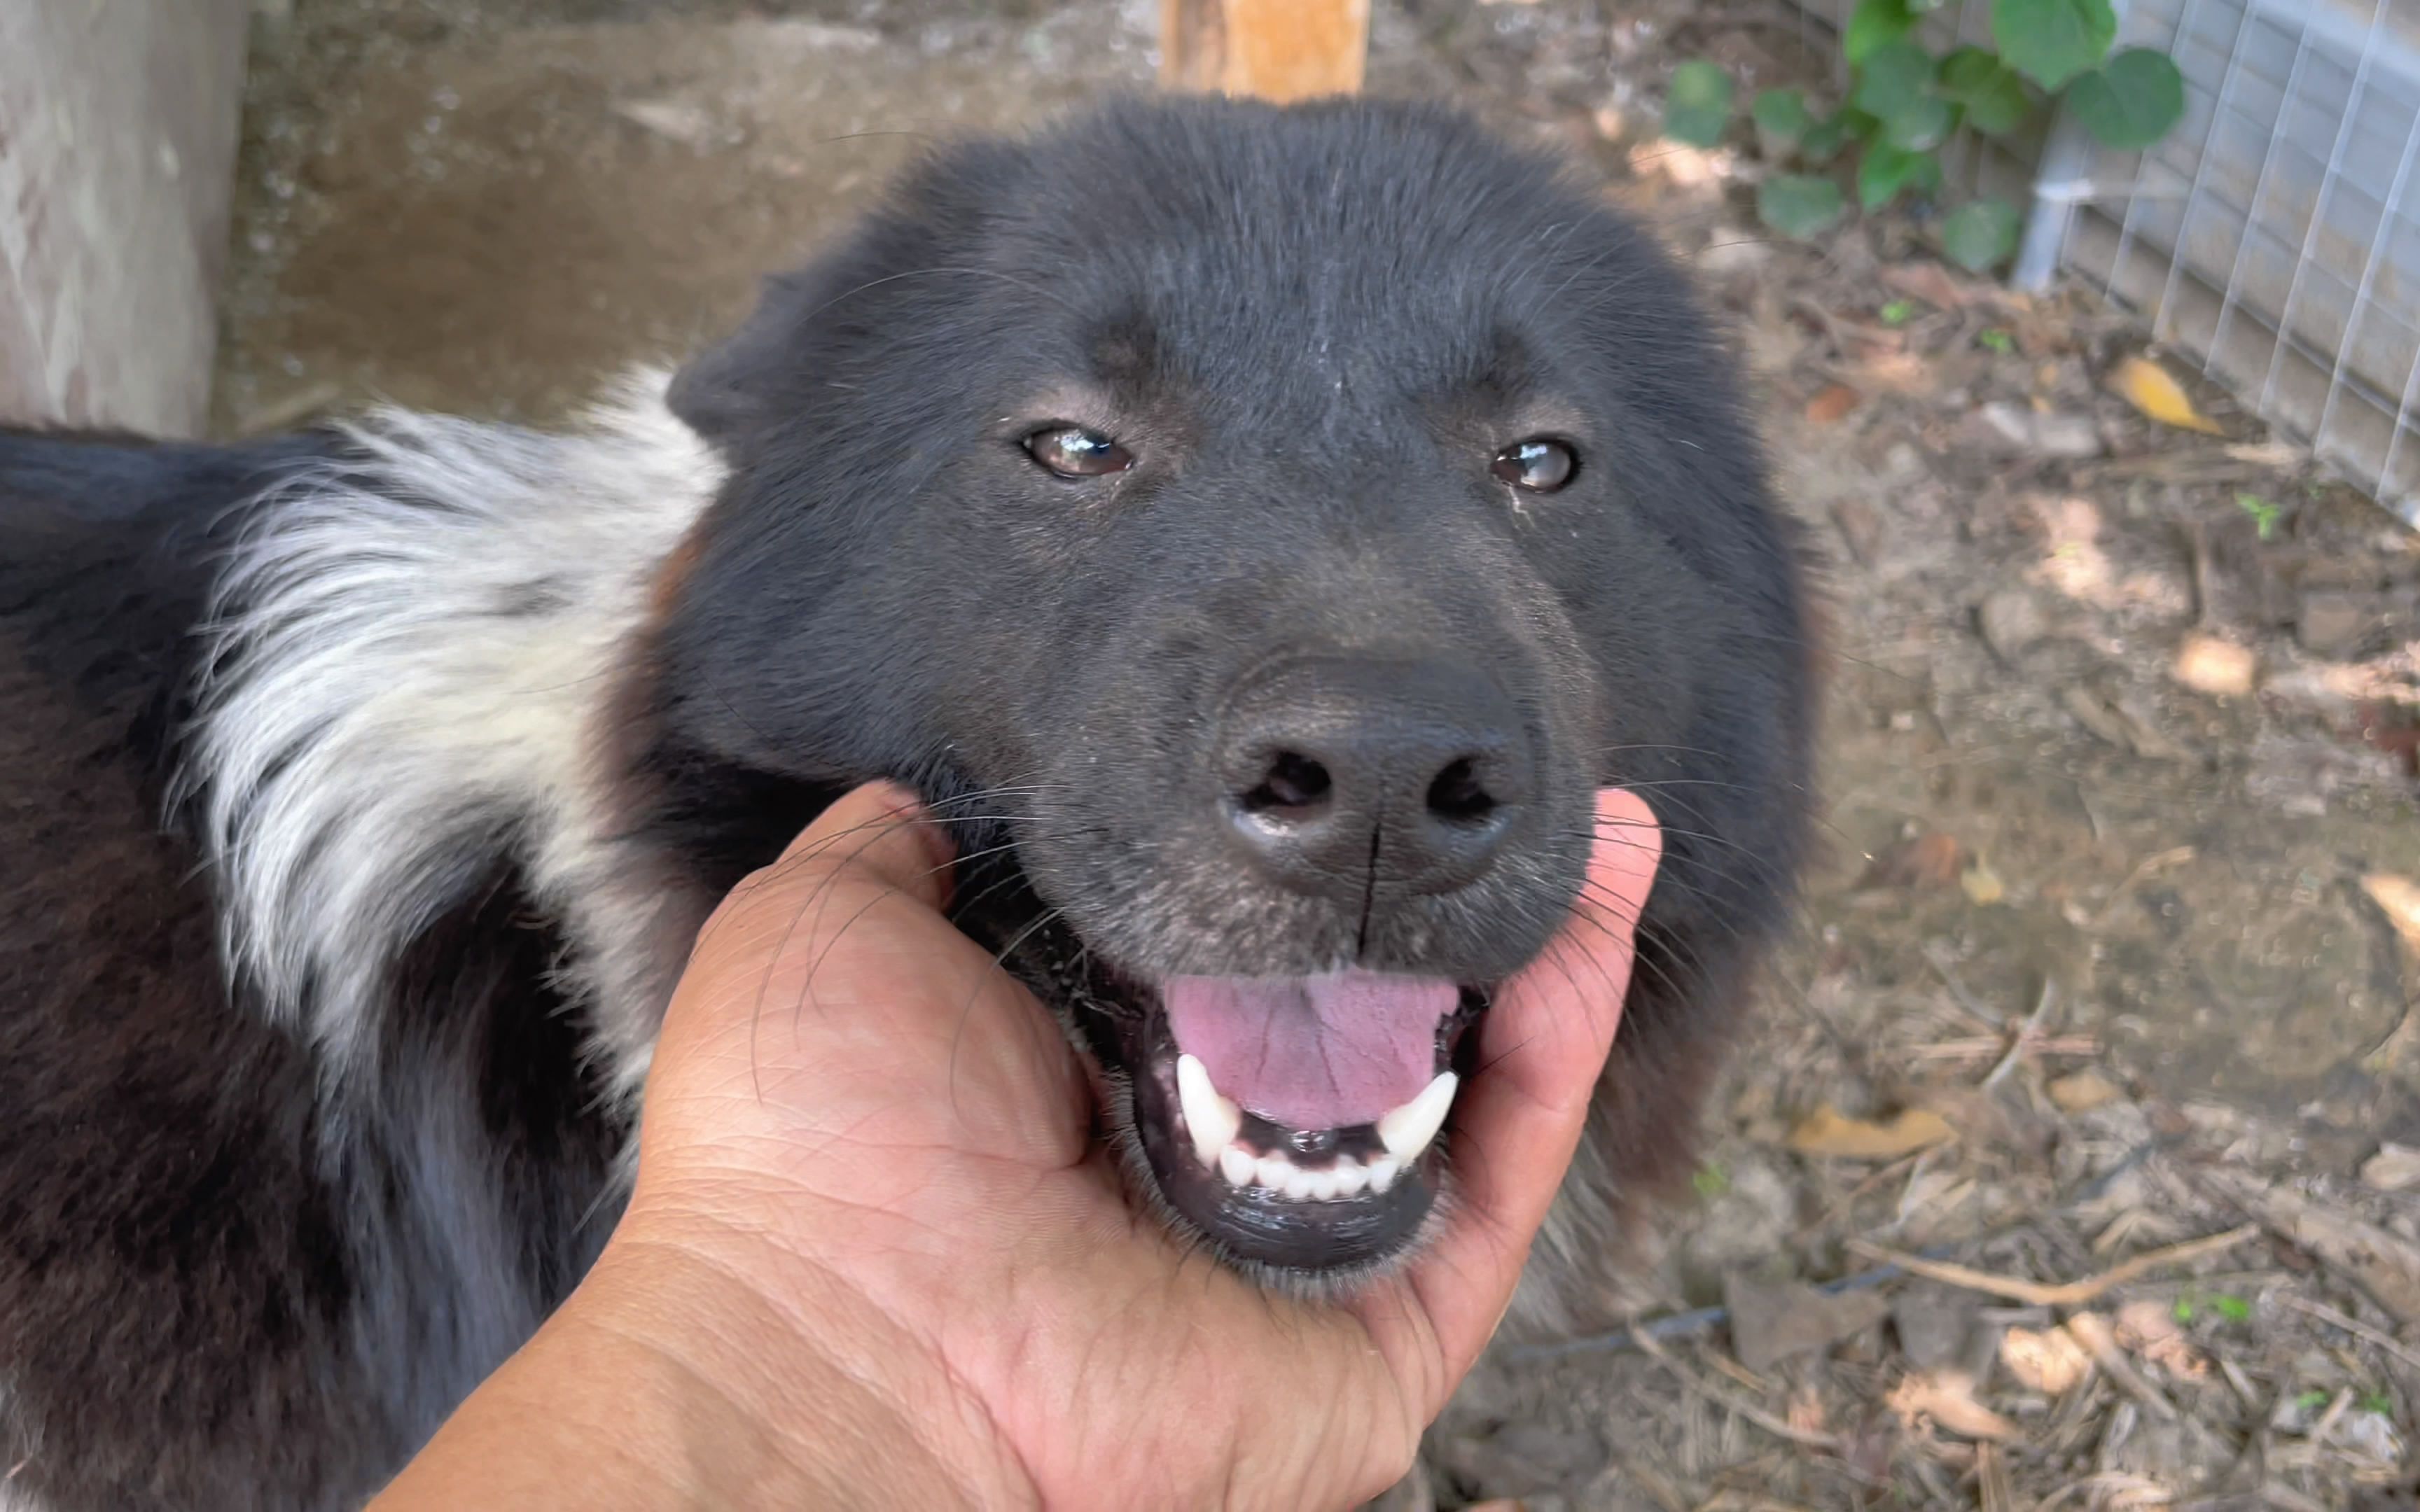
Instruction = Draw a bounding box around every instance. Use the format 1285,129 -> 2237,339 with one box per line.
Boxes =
1850,349 -> 1935,394
1960,859 -> 2006,906
2060,687 -> 2196,763
1882,260 -> 1975,312
2001,1324 -> 2092,1394
2363,1142 -> 2420,1192
2110,355 -> 2224,435
2171,634 -> 2258,697
1887,1369 -> 2021,1441
1788,1104 -> 1956,1159
609,97 -> 738,151
1859,831 -> 1964,890
1629,139 -> 1734,189
2048,1068 -> 2123,1112
2360,873 -> 2420,958
2113,1298 -> 2207,1380
2225,440 -> 2302,469
1804,383 -> 1863,425
1966,400 -> 2102,459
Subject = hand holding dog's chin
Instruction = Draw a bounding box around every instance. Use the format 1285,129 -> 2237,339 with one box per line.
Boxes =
373,782 -> 1660,1512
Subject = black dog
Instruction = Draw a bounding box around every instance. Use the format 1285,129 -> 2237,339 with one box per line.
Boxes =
0,97 -> 1809,1510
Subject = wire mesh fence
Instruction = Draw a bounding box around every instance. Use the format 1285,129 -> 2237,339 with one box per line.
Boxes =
1787,0 -> 2420,528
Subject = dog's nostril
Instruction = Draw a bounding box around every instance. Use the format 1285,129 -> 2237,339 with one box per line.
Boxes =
1425,757 -> 1496,825
1242,750 -> 1333,816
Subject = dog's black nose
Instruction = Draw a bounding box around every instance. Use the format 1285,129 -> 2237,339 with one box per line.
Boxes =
1216,657 -> 1534,899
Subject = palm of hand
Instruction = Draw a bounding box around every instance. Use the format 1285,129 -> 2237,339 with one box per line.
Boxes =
620,785 -> 1657,1510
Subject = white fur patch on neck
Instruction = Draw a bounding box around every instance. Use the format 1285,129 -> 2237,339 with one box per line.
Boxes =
183,370 -> 724,1095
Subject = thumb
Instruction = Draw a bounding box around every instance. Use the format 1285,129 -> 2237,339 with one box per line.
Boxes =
1398,787 -> 1661,1377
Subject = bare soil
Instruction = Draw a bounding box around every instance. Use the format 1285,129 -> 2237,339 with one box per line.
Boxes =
218,1 -> 2420,1506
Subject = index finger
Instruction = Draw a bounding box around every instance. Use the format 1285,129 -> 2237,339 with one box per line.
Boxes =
1401,787 -> 1662,1375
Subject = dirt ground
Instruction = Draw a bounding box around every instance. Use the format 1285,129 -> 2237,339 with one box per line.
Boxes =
217,1 -> 2420,1506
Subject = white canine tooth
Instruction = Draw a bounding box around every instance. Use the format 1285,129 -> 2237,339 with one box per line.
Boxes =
1282,1165 -> 1319,1201
1218,1145 -> 1257,1188
1365,1156 -> 1400,1194
1176,1054 -> 1242,1170
1376,1072 -> 1458,1163
1331,1157 -> 1368,1198
1306,1166 -> 1342,1201
1255,1154 -> 1292,1190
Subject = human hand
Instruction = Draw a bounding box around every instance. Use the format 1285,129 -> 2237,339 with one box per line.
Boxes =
374,781 -> 1660,1511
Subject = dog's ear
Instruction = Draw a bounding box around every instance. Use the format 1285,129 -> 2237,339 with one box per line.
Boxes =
665,270 -> 826,448
668,138 -> 1028,454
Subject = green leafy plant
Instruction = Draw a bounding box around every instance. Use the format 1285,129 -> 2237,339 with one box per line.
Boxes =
2177,1289 -> 2254,1324
1942,199 -> 2022,270
1664,59 -> 1737,148
1759,174 -> 1848,238
1667,0 -> 2188,272
2237,492 -> 2282,540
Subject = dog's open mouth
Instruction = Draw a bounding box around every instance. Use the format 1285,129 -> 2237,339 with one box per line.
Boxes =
1112,973 -> 1491,1274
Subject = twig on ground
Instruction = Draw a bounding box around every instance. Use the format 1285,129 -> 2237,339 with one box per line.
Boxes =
1921,941 -> 2004,1030
2307,1387 -> 2356,1452
1611,1460 -> 1691,1512
1797,1149 -> 1924,1238
2093,845 -> 2197,927
1846,1224 -> 2261,1308
1629,1326 -> 1845,1452
1906,1034 -> 2099,1061
2253,1484 -> 2330,1512
2276,1294 -> 2420,1376
2065,1310 -> 2178,1422
1983,981 -> 2059,1091
1977,1442 -> 2015,1512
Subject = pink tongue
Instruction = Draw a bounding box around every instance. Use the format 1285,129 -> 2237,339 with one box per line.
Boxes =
1160,972 -> 1458,1131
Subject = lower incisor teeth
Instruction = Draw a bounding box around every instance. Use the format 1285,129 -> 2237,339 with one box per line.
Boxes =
1221,1147 -> 1385,1202
1218,1146 -> 1257,1187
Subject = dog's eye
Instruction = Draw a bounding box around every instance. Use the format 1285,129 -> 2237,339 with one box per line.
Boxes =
1024,426 -> 1134,479
1491,438 -> 1578,493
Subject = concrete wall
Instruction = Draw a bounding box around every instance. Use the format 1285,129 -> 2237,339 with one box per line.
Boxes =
0,0 -> 252,437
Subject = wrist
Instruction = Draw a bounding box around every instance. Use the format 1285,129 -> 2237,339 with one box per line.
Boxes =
373,1222 -> 1036,1511
597,1223 -> 1037,1508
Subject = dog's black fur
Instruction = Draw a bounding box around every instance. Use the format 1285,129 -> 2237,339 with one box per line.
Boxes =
0,97 -> 1809,1510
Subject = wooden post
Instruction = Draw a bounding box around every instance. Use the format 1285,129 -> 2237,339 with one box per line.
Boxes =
1160,0 -> 1370,102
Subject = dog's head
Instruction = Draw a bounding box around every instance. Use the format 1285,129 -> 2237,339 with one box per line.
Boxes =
639,97 -> 1807,1286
